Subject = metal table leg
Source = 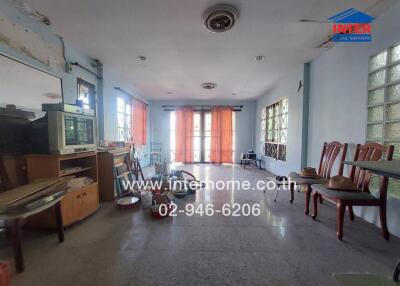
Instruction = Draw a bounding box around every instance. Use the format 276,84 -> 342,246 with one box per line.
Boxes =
274,186 -> 280,202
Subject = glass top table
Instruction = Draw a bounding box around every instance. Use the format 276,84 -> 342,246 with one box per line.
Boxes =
344,160 -> 400,180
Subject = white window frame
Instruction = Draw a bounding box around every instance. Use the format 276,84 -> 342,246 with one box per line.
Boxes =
117,97 -> 132,142
261,98 -> 288,161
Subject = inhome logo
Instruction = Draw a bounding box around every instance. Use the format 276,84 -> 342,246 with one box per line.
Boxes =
329,8 -> 375,42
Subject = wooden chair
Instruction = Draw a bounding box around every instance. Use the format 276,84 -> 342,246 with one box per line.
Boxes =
311,143 -> 394,240
0,156 -> 11,192
288,141 -> 348,214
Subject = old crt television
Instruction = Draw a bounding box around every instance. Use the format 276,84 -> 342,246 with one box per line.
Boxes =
30,109 -> 97,154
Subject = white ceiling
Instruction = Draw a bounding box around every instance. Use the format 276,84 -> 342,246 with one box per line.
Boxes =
24,0 -> 394,100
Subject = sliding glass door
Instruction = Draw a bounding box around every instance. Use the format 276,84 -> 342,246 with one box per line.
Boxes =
204,112 -> 212,162
193,112 -> 201,162
170,110 -> 233,163
193,111 -> 211,163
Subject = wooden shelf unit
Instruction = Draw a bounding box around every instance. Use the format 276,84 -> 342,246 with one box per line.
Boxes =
25,152 -> 99,227
97,148 -> 130,201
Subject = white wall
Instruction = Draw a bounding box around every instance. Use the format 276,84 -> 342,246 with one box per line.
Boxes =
148,100 -> 256,163
255,65 -> 306,176
308,1 -> 400,237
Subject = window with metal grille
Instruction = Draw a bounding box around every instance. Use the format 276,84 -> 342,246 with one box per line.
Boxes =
261,98 -> 288,161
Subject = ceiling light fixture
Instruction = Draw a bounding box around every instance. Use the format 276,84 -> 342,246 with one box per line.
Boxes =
138,56 -> 146,61
202,82 -> 217,90
256,55 -> 265,61
203,4 -> 239,33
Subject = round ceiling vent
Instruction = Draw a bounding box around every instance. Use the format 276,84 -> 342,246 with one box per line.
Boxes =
202,82 -> 217,90
203,4 -> 239,33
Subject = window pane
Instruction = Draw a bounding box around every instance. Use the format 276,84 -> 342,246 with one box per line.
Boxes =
368,88 -> 384,105
117,97 -> 125,113
126,128 -> 131,141
118,128 -> 125,141
281,114 -> 288,129
193,137 -> 201,150
280,130 -> 287,143
386,103 -> 400,121
204,137 -> 211,150
369,50 -> 387,71
267,107 -> 273,118
205,113 -> 212,131
126,115 -> 131,128
170,111 -> 176,158
390,44 -> 400,63
367,106 -> 383,123
193,150 -> 200,162
388,83 -> 400,102
126,104 -> 131,115
170,131 -> 175,151
281,98 -> 288,114
367,123 -> 383,141
261,108 -> 266,120
117,113 -> 124,128
193,113 -> 201,131
170,111 -> 176,131
267,131 -> 273,141
368,69 -> 386,89
385,122 -> 400,140
273,104 -> 279,116
267,119 -> 273,130
389,64 -> 400,83
204,150 -> 210,162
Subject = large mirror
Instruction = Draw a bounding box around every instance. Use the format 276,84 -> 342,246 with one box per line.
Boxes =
0,54 -> 63,119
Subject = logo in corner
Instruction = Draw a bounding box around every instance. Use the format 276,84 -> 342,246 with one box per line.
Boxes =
329,8 -> 375,42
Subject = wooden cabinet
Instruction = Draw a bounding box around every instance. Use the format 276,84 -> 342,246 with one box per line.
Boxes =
97,148 -> 130,201
25,152 -> 99,227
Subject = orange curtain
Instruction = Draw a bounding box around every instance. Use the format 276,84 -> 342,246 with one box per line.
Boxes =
175,107 -> 193,163
132,99 -> 147,145
210,107 -> 233,164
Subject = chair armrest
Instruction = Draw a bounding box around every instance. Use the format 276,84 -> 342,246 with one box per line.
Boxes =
393,259 -> 400,281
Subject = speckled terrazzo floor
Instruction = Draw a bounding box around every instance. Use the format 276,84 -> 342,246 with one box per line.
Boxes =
1,164 -> 399,286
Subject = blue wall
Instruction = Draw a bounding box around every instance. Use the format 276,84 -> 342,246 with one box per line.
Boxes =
148,100 -> 256,163
255,64 -> 306,176
0,0 -> 150,161
308,1 -> 400,237
0,0 -> 99,125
